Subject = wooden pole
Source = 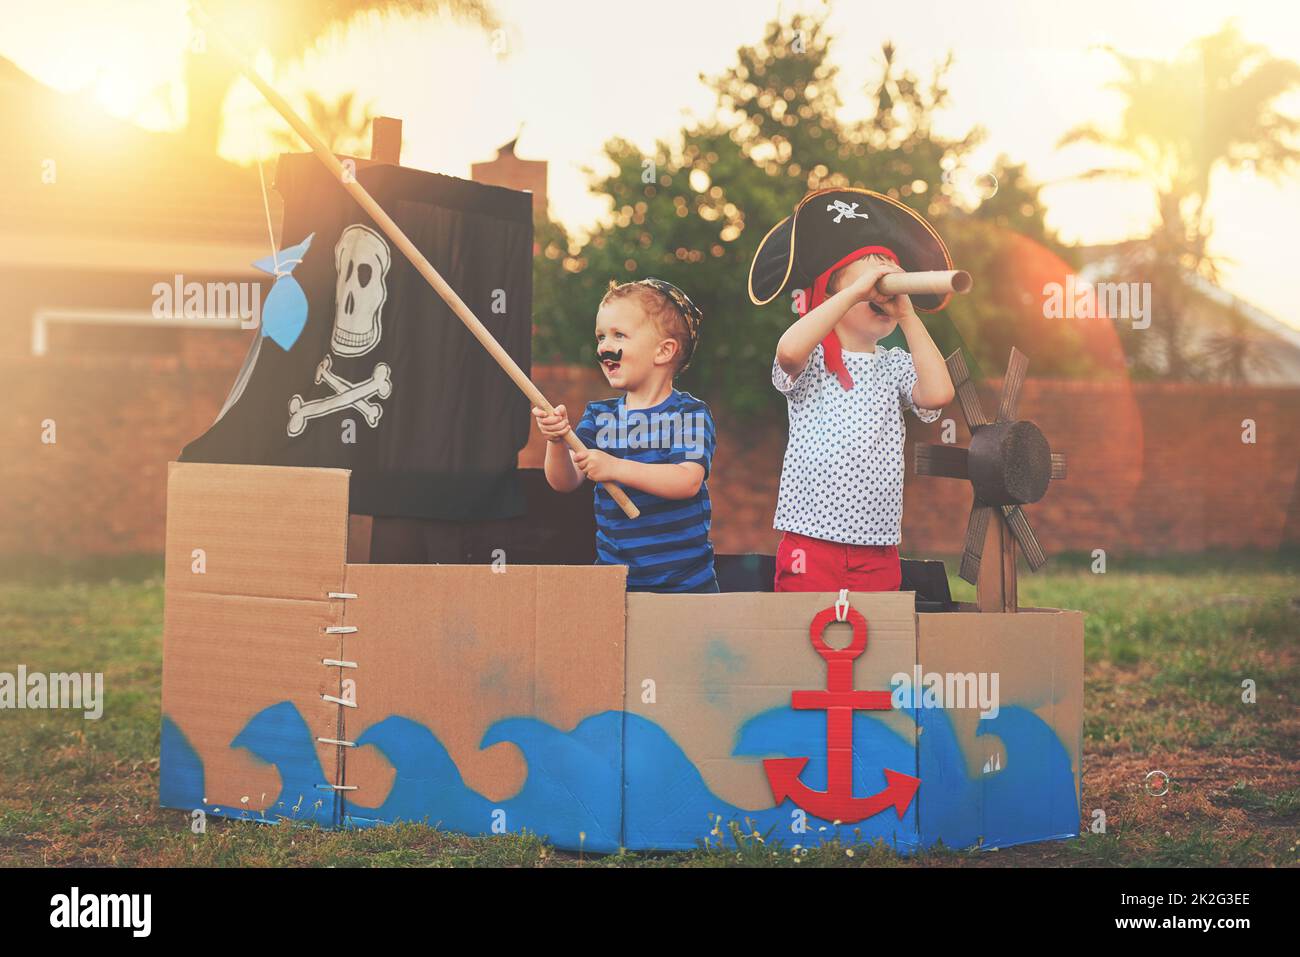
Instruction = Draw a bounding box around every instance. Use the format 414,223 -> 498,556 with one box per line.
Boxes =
976,516 -> 1018,613
190,3 -> 641,519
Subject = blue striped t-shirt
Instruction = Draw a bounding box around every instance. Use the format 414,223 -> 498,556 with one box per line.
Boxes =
575,390 -> 717,593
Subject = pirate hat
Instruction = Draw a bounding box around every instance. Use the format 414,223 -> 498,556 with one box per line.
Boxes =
748,187 -> 954,313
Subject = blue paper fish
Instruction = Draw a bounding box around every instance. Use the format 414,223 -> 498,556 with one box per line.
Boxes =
252,233 -> 314,351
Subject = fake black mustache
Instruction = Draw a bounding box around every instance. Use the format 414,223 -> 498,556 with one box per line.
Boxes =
598,349 -> 623,363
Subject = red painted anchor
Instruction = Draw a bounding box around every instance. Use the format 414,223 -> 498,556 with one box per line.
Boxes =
763,596 -> 921,823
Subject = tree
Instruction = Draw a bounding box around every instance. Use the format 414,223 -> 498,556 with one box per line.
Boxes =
270,91 -> 375,155
1202,304 -> 1284,385
185,0 -> 497,157
533,11 -> 1073,420
1058,20 -> 1300,380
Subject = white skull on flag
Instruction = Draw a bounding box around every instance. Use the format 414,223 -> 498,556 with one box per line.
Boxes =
331,224 -> 391,356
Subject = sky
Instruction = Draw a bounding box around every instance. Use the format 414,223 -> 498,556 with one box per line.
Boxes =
3,0 -> 1298,330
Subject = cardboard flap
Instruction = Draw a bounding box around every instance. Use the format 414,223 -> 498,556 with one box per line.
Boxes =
916,608 -> 1085,849
161,592 -> 342,818
164,462 -> 349,602
338,563 -> 627,852
160,463 -> 351,821
624,591 -> 918,849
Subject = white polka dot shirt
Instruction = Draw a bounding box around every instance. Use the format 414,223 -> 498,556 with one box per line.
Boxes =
772,342 -> 942,545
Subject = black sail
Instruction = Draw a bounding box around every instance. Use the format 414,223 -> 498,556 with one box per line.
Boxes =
180,152 -> 533,522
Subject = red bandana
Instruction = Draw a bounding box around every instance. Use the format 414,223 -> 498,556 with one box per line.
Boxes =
798,245 -> 899,390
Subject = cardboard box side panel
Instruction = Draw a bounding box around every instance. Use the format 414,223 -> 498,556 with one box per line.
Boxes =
534,563 -> 627,722
164,462 -> 349,603
915,610 -> 1084,850
159,591 -> 343,825
1058,614 -> 1086,817
339,564 -> 626,853
340,565 -> 536,810
623,591 -> 919,852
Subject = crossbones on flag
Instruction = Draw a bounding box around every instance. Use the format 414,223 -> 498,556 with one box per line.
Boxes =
180,152 -> 534,521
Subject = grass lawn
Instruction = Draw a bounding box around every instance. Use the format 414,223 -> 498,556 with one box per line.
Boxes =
1,551 -> 1296,867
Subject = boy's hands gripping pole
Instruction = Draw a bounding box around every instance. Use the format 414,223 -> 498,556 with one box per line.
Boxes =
189,1 -> 640,519
534,405 -> 623,486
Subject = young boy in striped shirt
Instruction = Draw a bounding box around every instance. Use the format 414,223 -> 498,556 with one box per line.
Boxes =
533,278 -> 718,593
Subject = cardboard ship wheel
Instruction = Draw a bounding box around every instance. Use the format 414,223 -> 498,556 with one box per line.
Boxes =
914,347 -> 1068,612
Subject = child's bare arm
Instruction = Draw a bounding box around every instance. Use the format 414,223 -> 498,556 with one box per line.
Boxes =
574,450 -> 703,500
774,285 -> 858,378
774,261 -> 899,377
896,313 -> 955,409
534,405 -> 585,493
544,442 -> 584,493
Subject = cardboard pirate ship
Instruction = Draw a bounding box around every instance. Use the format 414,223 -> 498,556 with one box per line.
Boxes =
160,461 -> 1082,853
160,128 -> 1084,854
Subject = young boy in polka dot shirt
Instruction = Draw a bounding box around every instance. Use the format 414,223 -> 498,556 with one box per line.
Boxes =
749,189 -> 956,593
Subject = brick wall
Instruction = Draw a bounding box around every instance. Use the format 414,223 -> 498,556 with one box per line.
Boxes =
0,333 -> 251,557
4,346 -> 1298,559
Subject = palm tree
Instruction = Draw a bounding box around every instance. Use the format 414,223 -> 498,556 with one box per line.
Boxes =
184,0 -> 498,157
1058,21 -> 1300,380
1201,306 -> 1285,385
270,91 -> 376,156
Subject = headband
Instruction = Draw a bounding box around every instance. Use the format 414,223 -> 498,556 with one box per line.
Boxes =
638,277 -> 704,372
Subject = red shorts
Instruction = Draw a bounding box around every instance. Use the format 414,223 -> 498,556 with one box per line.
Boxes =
773,530 -> 902,593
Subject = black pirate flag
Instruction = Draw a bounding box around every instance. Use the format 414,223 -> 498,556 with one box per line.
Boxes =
180,153 -> 534,521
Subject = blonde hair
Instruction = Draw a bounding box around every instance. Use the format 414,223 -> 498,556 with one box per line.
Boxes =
600,280 -> 692,371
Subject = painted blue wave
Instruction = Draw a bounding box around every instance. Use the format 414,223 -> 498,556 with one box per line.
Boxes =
917,705 -> 1081,849
342,712 -> 623,852
160,702 -> 334,826
626,707 -> 921,851
160,702 -> 1079,852
159,715 -> 204,810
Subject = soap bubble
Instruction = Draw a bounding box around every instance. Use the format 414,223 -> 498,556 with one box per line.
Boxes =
1143,769 -> 1170,797
940,166 -> 999,204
